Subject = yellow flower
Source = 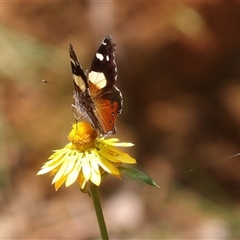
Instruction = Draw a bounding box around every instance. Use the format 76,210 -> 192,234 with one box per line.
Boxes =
37,122 -> 136,190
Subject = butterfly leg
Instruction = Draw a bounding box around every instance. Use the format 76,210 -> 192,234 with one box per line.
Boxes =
71,104 -> 84,122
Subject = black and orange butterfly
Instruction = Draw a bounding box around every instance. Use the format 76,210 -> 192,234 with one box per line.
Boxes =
69,35 -> 122,137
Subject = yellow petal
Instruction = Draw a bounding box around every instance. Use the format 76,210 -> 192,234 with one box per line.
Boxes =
98,142 -> 129,156
98,150 -> 136,163
107,151 -> 136,164
65,156 -> 82,187
99,138 -> 134,147
90,166 -> 101,186
89,155 -> 100,172
47,147 -> 70,161
106,141 -> 134,147
103,138 -> 119,143
91,177 -> 101,186
64,151 -> 79,176
82,160 -> 91,181
97,145 -> 136,164
37,168 -> 49,175
78,172 -> 87,189
54,174 -> 67,191
97,150 -> 120,163
95,155 -> 120,176
44,149 -> 71,171
52,156 -> 71,184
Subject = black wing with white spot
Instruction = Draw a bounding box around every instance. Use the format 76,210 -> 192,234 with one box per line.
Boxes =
87,35 -> 123,136
69,44 -> 88,92
69,44 -> 96,126
88,35 -> 118,92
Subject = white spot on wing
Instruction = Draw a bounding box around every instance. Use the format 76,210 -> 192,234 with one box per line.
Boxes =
74,75 -> 86,91
89,71 -> 107,89
96,53 -> 104,61
70,59 -> 86,91
106,55 -> 109,61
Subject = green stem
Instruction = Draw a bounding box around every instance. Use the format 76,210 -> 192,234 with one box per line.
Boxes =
90,182 -> 109,240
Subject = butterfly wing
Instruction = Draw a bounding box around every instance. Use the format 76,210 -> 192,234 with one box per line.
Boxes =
88,35 -> 123,136
69,44 -> 99,128
69,44 -> 88,92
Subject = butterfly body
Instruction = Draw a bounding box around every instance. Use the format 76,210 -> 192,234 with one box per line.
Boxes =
69,35 -> 122,137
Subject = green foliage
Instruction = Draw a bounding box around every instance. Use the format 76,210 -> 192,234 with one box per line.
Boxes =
119,167 -> 159,188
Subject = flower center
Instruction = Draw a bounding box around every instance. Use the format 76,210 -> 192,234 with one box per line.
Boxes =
68,122 -> 98,151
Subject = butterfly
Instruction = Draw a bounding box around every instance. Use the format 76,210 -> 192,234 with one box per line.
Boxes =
69,35 -> 123,137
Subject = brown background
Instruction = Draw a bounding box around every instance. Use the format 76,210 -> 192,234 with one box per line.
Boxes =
1,1 -> 240,238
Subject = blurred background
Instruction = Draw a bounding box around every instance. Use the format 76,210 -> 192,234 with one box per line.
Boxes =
1,1 -> 240,239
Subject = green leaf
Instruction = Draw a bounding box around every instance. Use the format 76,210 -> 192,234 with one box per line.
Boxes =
119,167 -> 159,188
